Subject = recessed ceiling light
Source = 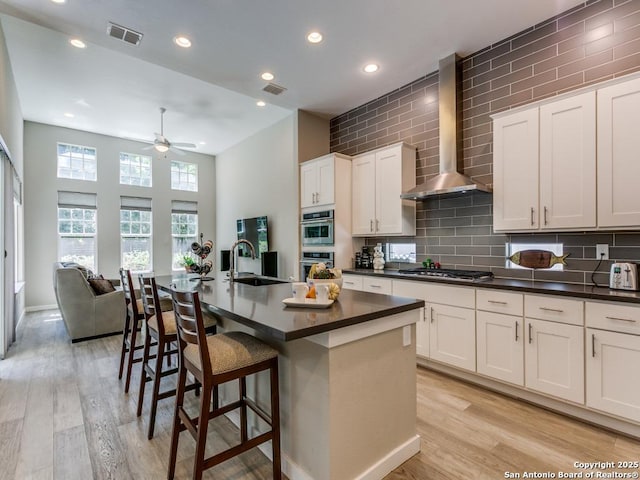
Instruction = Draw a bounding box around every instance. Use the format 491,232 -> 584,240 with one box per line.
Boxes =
199,141 -> 206,145
307,31 -> 323,44
63,112 -> 74,118
51,0 -> 66,3
363,63 -> 379,73
256,100 -> 266,107
174,36 -> 191,48
261,72 -> 274,81
69,38 -> 86,49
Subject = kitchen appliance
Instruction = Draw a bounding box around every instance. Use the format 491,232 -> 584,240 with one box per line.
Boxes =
300,251 -> 334,280
301,210 -> 334,246
397,267 -> 494,282
609,263 -> 639,291
400,54 -> 491,200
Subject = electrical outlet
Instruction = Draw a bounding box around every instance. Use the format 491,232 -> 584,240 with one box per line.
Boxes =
596,244 -> 609,260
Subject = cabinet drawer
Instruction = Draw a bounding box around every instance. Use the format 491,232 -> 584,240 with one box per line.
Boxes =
477,289 -> 523,316
341,274 -> 363,291
363,276 -> 392,295
424,283 -> 475,309
525,295 -> 583,326
586,301 -> 640,335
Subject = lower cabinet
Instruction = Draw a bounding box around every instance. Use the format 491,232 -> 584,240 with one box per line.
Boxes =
476,311 -> 524,386
341,274 -> 363,291
525,318 -> 584,404
586,328 -> 640,422
428,303 -> 476,372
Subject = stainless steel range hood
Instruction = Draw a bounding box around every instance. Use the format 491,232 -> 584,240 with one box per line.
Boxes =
401,54 -> 491,200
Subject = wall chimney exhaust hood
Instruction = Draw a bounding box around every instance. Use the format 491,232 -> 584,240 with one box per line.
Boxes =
401,53 -> 491,200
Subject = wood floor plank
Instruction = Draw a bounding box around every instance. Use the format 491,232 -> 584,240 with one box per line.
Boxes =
53,425 -> 93,480
0,418 -> 23,480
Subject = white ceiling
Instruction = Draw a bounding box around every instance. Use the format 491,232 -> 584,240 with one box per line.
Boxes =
0,0 -> 584,155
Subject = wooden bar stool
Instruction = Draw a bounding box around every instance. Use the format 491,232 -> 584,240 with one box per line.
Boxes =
168,288 -> 281,480
136,275 -> 217,439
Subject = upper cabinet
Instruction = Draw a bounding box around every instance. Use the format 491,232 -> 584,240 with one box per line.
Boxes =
597,77 -> 640,228
352,142 -> 416,236
493,73 -> 640,232
493,91 -> 596,232
300,154 -> 336,209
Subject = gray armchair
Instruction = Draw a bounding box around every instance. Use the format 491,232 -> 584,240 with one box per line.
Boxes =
53,262 -> 126,342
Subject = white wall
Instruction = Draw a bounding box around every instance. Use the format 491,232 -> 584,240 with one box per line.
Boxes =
0,20 -> 23,178
215,115 -> 298,279
24,121 -> 215,308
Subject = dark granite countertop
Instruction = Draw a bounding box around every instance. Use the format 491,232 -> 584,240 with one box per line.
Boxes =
343,269 -> 640,304
155,274 -> 424,341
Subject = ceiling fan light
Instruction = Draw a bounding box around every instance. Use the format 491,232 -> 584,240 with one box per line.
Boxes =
154,144 -> 169,153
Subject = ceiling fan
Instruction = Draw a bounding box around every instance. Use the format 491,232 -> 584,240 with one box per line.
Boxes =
143,107 -> 196,155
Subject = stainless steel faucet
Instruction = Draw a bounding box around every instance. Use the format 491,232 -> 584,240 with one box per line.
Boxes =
228,239 -> 256,283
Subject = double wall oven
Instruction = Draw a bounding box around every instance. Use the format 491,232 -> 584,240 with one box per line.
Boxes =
300,251 -> 334,280
300,210 -> 335,280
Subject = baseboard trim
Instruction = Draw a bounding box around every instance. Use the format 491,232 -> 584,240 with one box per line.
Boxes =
25,305 -> 58,312
354,435 -> 421,480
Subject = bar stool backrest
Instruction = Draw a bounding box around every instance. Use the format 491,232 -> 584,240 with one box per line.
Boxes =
119,268 -> 141,319
138,275 -> 165,336
170,288 -> 212,376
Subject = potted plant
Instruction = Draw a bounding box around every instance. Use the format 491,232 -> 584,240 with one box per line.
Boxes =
181,254 -> 196,272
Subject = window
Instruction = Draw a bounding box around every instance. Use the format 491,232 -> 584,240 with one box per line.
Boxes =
171,201 -> 198,270
120,196 -> 152,272
57,143 -> 97,181
120,152 -> 152,187
506,242 -> 564,271
171,161 -> 198,192
57,191 -> 97,271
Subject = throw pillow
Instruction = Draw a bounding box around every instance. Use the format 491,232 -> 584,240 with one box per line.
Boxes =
88,275 -> 116,295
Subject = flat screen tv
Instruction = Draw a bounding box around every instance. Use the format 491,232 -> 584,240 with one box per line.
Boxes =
236,216 -> 268,257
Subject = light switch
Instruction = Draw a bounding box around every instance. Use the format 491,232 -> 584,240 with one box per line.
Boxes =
402,325 -> 411,347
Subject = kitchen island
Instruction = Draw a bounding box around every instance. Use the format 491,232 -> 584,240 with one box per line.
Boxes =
156,275 -> 424,480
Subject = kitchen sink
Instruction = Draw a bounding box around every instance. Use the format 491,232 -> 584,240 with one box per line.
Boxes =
233,276 -> 288,286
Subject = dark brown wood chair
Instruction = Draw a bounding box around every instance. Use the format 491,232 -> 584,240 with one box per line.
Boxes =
167,288 -> 281,480
136,275 -> 217,439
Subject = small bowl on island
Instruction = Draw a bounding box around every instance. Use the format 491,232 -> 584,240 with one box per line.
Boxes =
307,263 -> 343,297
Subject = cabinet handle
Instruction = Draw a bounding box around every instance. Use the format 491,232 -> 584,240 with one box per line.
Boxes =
592,333 -> 596,358
315,192 -> 319,203
376,219 -> 380,231
605,316 -> 637,323
530,207 -> 535,226
488,300 -> 507,305
539,307 -> 564,313
312,192 -> 316,203
344,281 -> 354,285
370,284 -> 382,288
515,321 -> 519,342
430,307 -> 434,323
370,220 -> 373,232
528,323 -> 532,344
544,206 -> 548,225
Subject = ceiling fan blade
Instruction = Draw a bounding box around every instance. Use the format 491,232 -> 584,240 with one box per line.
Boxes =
172,142 -> 197,148
169,146 -> 186,156
141,144 -> 155,150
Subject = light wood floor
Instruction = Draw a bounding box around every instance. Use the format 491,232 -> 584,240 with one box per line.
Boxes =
1,310 -> 639,480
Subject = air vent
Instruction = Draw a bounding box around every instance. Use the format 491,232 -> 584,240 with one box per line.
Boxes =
107,22 -> 143,46
262,83 -> 287,96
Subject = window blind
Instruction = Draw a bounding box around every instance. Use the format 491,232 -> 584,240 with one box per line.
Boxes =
171,200 -> 197,214
57,191 -> 97,209
120,196 -> 152,211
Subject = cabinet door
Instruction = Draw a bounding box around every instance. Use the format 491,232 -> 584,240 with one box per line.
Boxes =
539,91 -> 596,229
597,77 -> 640,228
476,311 -> 524,386
352,153 -> 376,235
393,280 -> 432,358
493,108 -> 539,231
525,318 -> 584,403
341,274 -> 363,291
316,156 -> 335,207
362,276 -> 392,295
375,147 -> 403,234
429,304 -> 476,372
415,308 -> 429,358
300,162 -> 317,209
586,328 -> 640,422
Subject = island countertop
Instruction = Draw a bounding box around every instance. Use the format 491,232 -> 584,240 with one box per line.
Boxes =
155,274 -> 425,341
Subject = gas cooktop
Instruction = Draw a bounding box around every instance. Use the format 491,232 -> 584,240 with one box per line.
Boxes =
396,268 -> 494,281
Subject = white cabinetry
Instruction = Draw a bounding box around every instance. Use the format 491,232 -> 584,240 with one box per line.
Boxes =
586,301 -> 640,422
476,290 -> 524,386
493,91 -> 596,232
341,274 -> 363,291
429,302 -> 476,372
597,77 -> 640,228
362,276 -> 392,295
392,280 -> 430,357
524,295 -> 584,404
300,153 -> 351,210
352,143 -> 416,236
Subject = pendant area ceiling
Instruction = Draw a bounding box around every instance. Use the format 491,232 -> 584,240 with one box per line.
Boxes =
0,0 -> 584,155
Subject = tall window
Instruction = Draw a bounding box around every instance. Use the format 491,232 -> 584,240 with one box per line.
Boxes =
57,191 -> 97,271
120,152 -> 152,187
171,161 -> 198,192
120,196 -> 152,272
171,201 -> 198,270
57,143 -> 97,181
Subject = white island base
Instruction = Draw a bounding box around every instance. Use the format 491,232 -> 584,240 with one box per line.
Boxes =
221,309 -> 421,480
